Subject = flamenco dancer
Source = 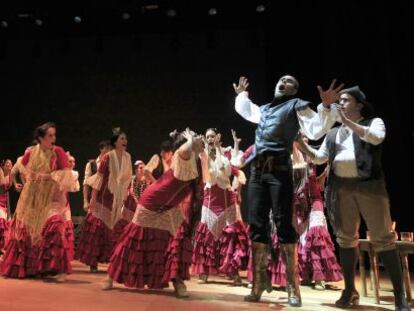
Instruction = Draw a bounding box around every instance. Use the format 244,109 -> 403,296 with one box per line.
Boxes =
75,128 -> 132,272
0,159 -> 13,254
1,122 -> 78,281
104,128 -> 204,298
192,128 -> 249,285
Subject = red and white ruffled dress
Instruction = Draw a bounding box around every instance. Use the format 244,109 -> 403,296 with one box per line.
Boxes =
0,175 -> 11,252
192,150 -> 249,277
1,145 -> 78,278
267,163 -> 342,286
75,150 -> 132,268
63,170 -> 80,261
107,151 -> 202,289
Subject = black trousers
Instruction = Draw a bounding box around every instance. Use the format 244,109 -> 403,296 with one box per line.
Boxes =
247,165 -> 297,244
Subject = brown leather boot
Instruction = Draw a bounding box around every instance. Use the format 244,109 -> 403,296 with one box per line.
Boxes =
244,242 -> 272,302
282,243 -> 302,307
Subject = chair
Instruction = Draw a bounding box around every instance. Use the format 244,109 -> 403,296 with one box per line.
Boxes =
358,239 -> 413,304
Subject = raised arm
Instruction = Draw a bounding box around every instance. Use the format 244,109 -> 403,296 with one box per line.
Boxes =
233,76 -> 261,124
297,79 -> 344,140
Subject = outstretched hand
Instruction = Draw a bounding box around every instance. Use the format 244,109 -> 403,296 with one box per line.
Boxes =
317,79 -> 344,107
233,76 -> 249,94
181,127 -> 193,142
214,133 -> 222,149
231,129 -> 241,144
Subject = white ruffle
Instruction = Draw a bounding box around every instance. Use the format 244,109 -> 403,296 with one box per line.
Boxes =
84,173 -> 104,191
172,151 -> 198,181
51,169 -> 79,192
132,204 -> 184,236
230,149 -> 244,167
200,204 -> 237,241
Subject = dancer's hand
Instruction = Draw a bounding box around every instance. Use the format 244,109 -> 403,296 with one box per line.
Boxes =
83,201 -> 90,212
233,76 -> 249,94
214,133 -> 222,148
182,127 -> 193,142
231,129 -> 241,144
14,183 -> 23,192
317,79 -> 344,107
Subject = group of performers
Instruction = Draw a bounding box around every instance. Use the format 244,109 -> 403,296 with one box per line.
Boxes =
0,75 -> 410,311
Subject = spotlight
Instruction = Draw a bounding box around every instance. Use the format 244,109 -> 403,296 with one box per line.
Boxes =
73,16 -> 82,23
121,12 -> 131,20
166,9 -> 177,17
256,5 -> 266,13
0,21 -> 8,28
208,8 -> 217,16
34,19 -> 43,26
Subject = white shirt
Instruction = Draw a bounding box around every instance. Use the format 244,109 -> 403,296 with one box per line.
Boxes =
83,156 -> 102,185
145,154 -> 171,174
200,150 -> 232,190
309,118 -> 386,177
235,91 -> 337,141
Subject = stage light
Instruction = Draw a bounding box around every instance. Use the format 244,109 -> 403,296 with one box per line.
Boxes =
0,21 -> 8,28
74,16 -> 82,23
256,5 -> 266,13
166,9 -> 177,17
34,19 -> 43,26
208,8 -> 217,16
121,12 -> 131,20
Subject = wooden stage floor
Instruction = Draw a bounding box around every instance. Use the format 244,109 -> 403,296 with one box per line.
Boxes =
1,261 -> 412,311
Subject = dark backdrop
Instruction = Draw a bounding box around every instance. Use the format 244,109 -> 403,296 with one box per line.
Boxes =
0,1 -> 412,234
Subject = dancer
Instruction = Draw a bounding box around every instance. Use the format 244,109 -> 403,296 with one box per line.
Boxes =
192,128 -> 249,285
104,128 -> 204,298
112,160 -> 151,242
64,153 -> 80,261
145,140 -> 174,182
83,140 -> 111,212
233,75 -> 342,305
1,122 -> 78,281
75,129 -> 132,272
0,159 -> 13,253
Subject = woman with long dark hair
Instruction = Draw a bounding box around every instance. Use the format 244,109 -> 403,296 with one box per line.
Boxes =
1,122 -> 78,281
104,128 -> 204,298
75,128 -> 132,272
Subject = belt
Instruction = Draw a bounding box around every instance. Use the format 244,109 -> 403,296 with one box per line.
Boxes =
252,154 -> 290,172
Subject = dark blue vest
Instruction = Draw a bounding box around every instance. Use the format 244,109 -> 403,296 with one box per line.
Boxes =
250,98 -> 309,163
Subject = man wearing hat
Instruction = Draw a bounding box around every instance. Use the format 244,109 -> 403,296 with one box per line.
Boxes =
298,86 -> 411,310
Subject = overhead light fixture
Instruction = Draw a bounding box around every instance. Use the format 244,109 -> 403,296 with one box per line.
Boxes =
208,8 -> 217,16
121,12 -> 131,20
166,9 -> 177,17
256,5 -> 266,13
73,16 -> 82,23
17,13 -> 32,19
144,4 -> 159,11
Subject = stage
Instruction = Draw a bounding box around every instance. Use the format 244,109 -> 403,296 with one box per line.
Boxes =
1,261 -> 411,311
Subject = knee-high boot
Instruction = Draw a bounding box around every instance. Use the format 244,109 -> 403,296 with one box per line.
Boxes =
335,247 -> 360,308
281,243 -> 302,307
244,242 -> 272,302
378,249 -> 411,311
